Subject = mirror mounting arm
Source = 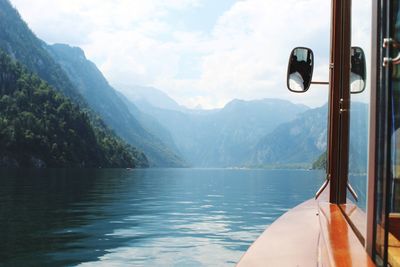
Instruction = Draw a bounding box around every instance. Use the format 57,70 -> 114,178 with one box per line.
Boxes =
311,81 -> 329,85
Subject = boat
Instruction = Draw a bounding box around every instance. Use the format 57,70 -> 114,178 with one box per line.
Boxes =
238,1 -> 399,266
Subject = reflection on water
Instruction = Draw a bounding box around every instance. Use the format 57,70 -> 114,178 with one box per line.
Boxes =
0,168 -> 324,266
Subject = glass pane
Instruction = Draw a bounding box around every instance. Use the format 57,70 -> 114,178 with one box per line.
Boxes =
346,0 -> 372,235
388,3 -> 400,265
373,1 -> 389,264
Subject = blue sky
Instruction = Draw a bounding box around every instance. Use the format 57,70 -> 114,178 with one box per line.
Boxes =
9,0 -> 369,109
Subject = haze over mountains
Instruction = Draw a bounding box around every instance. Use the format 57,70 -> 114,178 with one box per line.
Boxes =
129,94 -> 310,167
121,86 -> 368,170
46,44 -> 184,167
118,85 -> 189,113
0,0 -> 368,169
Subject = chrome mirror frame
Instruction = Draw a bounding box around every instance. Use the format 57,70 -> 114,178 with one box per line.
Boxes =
286,47 -> 314,93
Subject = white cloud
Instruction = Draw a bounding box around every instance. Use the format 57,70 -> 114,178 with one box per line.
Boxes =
153,0 -> 332,108
10,0 -> 335,109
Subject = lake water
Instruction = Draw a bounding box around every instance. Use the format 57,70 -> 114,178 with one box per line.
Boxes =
0,168 -> 324,267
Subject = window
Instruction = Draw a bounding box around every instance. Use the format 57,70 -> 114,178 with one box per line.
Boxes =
341,0 -> 372,243
373,1 -> 400,265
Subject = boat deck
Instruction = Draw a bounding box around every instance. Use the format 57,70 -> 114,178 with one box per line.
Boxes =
237,198 -> 375,266
237,199 -> 319,266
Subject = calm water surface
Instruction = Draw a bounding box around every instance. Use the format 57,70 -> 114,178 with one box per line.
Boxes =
0,168 -> 324,266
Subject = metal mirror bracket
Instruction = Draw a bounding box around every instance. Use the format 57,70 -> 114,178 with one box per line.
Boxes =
311,81 -> 329,85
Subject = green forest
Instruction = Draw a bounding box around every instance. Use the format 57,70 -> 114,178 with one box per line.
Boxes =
0,51 -> 148,168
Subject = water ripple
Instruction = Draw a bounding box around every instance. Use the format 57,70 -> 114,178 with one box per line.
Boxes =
0,168 -> 324,266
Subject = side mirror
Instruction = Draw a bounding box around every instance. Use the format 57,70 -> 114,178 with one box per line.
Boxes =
350,47 -> 366,94
287,47 -> 314,93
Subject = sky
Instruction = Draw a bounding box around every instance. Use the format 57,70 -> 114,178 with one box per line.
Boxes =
9,0 -> 370,109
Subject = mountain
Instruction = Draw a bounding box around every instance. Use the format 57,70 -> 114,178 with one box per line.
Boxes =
118,85 -> 188,112
0,0 -> 151,168
252,102 -> 368,170
117,92 -> 182,156
0,0 -> 82,102
46,44 -> 184,167
251,105 -> 328,168
131,98 -> 309,167
312,152 -> 327,170
0,51 -> 148,168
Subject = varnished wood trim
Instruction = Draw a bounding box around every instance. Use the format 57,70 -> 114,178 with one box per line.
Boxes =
318,202 -> 375,266
339,203 -> 367,245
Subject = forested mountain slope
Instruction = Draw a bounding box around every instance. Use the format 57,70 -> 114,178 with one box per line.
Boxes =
0,51 -> 148,168
0,0 -> 81,102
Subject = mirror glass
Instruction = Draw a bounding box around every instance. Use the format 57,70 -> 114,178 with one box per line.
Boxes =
350,47 -> 366,93
287,47 -> 314,92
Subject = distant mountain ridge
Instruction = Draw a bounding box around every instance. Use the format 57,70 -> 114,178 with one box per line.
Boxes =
124,88 -> 368,169
117,85 -> 188,112
117,91 -> 183,157
127,96 -> 309,167
251,102 -> 368,169
250,104 -> 328,168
